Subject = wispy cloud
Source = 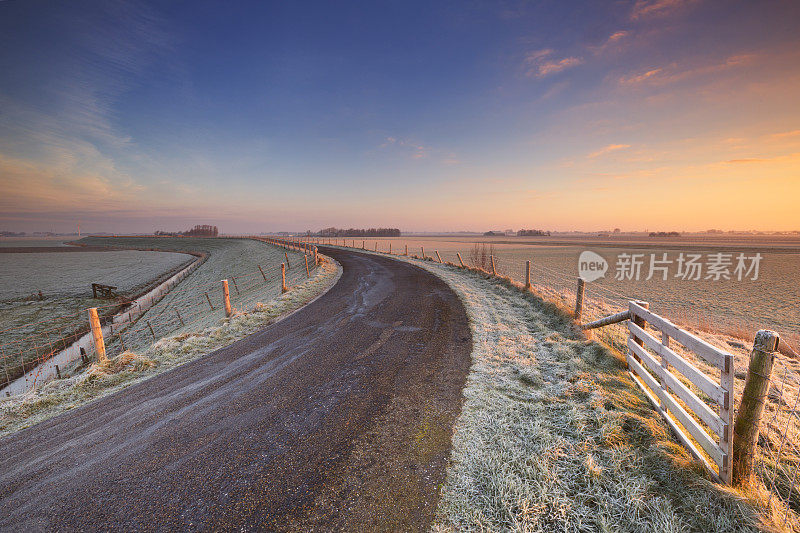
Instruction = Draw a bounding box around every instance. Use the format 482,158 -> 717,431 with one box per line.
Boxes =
725,158 -> 766,164
588,144 -> 632,158
380,136 -> 429,159
524,49 -> 583,78
770,130 -> 800,139
722,153 -> 800,165
590,30 -> 631,54
619,68 -> 663,85
379,136 -> 459,164
618,54 -> 757,87
0,154 -> 143,213
630,0 -> 698,20
0,0 -> 174,216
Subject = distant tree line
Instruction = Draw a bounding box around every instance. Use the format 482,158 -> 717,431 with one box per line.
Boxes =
482,229 -> 551,236
316,227 -> 401,237
649,231 -> 681,237
155,224 -> 219,237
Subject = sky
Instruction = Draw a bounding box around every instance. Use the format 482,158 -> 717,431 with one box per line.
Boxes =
1,0 -> 799,234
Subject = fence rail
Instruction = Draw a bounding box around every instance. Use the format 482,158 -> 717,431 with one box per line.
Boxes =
626,301 -> 735,483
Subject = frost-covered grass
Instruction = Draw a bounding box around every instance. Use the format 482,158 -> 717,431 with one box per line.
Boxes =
329,247 -> 765,531
76,237 -> 313,355
0,249 -> 192,300
1,237 -> 311,388
0,256 -> 340,437
0,248 -> 195,385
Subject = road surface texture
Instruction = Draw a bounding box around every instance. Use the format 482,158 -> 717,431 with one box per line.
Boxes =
0,247 -> 472,532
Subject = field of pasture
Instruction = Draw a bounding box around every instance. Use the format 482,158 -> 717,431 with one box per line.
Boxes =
340,234 -> 800,351
0,237 -> 310,388
0,248 -> 194,385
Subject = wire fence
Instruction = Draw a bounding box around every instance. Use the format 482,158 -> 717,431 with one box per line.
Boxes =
1,237 -> 319,395
756,344 -> 800,526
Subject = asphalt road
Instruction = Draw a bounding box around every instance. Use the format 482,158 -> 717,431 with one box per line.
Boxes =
0,247 -> 472,532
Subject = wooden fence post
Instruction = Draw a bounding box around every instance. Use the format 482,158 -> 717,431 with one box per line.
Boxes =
305,254 -> 310,278
404,244 -> 408,256
222,279 -> 232,317
389,243 -> 392,254
87,307 -> 106,362
281,263 -> 288,293
374,242 -> 377,252
490,255 -> 496,276
525,260 -> 531,290
457,253 -> 465,268
363,240 -> 365,249
732,330 -> 780,485
421,247 -> 425,259
435,251 -> 443,263
285,252 -> 290,268
575,278 -> 585,322
314,247 -> 318,265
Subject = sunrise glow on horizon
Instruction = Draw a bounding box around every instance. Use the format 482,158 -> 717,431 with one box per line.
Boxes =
1,0 -> 799,234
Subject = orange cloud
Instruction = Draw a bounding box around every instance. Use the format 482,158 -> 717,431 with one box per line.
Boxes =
723,152 -> 800,165
524,49 -> 583,78
0,155 -> 142,213
770,130 -> 800,139
590,30 -> 631,55
588,144 -> 632,158
630,0 -> 698,20
618,54 -> 757,87
725,158 -> 766,164
607,31 -> 629,43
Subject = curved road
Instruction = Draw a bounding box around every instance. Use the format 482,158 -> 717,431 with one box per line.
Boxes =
0,248 -> 472,532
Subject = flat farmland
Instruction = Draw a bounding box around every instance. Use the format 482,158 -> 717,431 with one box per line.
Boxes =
341,234 -> 800,344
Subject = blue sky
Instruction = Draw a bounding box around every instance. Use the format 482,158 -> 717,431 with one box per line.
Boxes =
1,0 -> 799,233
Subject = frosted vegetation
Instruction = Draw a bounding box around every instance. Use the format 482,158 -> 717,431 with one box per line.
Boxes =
348,235 -> 800,351
342,249 -> 764,532
0,255 -> 340,436
0,250 -> 192,300
0,237 -> 312,388
0,249 -> 194,384
76,236 -> 314,357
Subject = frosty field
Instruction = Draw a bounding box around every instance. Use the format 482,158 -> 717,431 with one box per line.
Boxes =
0,255 -> 340,436
0,237 -> 310,389
0,237 -> 71,247
0,248 -> 194,385
70,236 -> 313,357
349,235 -> 800,347
0,249 -> 192,300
